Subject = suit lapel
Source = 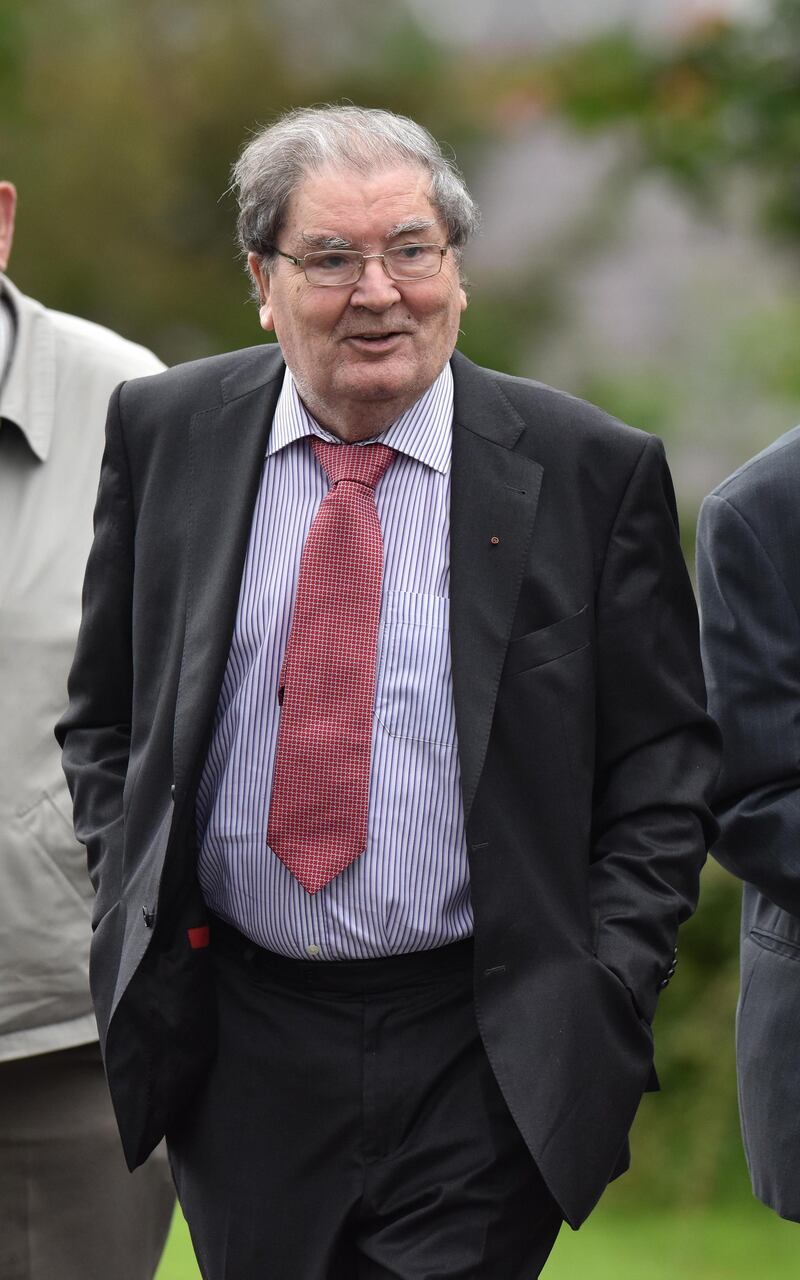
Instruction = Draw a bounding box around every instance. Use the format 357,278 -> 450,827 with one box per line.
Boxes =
450,352 -> 543,826
173,348 -> 285,794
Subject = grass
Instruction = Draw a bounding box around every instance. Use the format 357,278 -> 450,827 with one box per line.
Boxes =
156,1188 -> 799,1279
543,1199 -> 799,1278
155,1210 -> 199,1280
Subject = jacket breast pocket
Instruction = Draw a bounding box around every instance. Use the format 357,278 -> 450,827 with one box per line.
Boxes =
504,605 -> 591,676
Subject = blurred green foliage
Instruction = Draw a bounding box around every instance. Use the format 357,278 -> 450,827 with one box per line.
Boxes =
548,0 -> 800,238
543,0 -> 800,465
3,0 -> 796,1211
731,298 -> 800,401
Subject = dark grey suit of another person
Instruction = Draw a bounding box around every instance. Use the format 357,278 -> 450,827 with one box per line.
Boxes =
697,424 -> 800,1222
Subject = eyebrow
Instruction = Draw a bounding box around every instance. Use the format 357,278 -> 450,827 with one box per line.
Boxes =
386,218 -> 437,239
298,219 -> 438,253
300,233 -> 353,250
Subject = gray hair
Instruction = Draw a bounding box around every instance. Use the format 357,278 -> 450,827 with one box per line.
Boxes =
231,104 -> 480,275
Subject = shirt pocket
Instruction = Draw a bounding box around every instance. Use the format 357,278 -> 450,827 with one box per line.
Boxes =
375,590 -> 456,746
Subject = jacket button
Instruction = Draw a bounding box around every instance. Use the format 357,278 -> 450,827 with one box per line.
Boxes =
142,906 -> 155,928
659,976 -> 670,989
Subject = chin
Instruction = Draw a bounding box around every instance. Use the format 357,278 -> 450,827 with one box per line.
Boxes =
339,374 -> 412,405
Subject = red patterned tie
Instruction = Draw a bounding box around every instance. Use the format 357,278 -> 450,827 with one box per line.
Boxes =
267,437 -> 395,894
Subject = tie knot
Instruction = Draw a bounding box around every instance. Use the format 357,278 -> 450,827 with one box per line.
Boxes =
311,437 -> 395,491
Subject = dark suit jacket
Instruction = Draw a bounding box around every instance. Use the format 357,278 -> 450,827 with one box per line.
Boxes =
697,425 -> 800,1222
57,345 -> 719,1228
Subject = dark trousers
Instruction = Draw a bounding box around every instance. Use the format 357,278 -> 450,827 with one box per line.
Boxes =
168,922 -> 563,1279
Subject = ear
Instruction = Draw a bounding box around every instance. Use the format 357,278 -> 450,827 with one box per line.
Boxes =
248,251 -> 274,332
459,285 -> 467,314
0,183 -> 17,272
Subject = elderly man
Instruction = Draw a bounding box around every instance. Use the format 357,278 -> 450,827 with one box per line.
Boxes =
58,106 -> 719,1279
697,429 -> 800,1223
0,182 -> 174,1279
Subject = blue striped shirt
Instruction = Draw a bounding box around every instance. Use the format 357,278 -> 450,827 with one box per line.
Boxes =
196,362 -> 472,959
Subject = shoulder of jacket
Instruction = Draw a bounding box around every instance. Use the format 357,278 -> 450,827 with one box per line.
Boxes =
708,425 -> 800,513
44,306 -> 164,378
118,342 -> 283,411
453,351 -> 654,463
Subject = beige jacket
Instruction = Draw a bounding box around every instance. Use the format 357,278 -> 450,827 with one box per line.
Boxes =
0,275 -> 163,1060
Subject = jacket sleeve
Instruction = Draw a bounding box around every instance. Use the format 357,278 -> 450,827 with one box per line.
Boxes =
696,490 -> 800,914
588,436 -> 721,1022
56,383 -> 134,924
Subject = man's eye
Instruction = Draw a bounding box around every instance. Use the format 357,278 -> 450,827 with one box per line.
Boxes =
316,254 -> 351,270
396,245 -> 424,259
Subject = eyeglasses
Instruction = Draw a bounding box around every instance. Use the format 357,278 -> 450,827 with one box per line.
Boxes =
271,243 -> 450,287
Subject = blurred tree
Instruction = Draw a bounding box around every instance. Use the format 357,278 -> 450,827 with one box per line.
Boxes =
547,0 -> 800,243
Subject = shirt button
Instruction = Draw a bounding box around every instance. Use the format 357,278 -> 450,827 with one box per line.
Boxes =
306,944 -> 321,957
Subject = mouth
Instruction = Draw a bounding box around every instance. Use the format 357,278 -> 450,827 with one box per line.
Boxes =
343,331 -> 409,353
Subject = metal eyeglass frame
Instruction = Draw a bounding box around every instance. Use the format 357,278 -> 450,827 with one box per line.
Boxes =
269,243 -> 450,286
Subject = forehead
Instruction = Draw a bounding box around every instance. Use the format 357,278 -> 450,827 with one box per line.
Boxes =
284,164 -> 441,245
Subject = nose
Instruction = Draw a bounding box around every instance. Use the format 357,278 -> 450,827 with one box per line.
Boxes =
349,256 -> 402,310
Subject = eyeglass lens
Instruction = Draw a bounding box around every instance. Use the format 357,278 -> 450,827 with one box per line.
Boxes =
303,244 -> 444,285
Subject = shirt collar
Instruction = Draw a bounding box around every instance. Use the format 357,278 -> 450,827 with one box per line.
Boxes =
0,275 -> 56,462
268,361 -> 453,475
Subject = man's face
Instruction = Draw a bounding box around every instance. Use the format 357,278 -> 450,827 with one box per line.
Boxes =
249,164 -> 467,441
